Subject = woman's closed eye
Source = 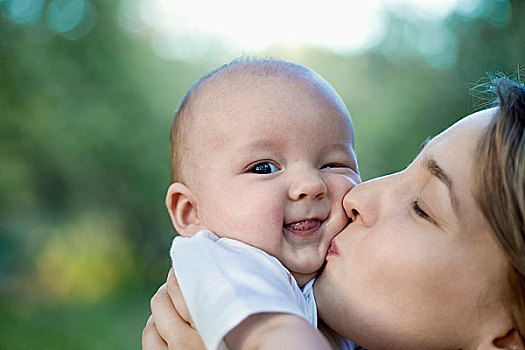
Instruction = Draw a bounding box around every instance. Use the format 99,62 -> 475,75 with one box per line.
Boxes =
249,161 -> 280,174
411,200 -> 437,224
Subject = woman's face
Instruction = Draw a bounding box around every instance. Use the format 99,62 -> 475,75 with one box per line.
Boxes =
315,108 -> 511,349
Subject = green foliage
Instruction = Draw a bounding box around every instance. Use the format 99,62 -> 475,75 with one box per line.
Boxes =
0,288 -> 152,349
1,0 -> 523,347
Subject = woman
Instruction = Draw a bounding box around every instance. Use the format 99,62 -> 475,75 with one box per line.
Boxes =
143,76 -> 525,349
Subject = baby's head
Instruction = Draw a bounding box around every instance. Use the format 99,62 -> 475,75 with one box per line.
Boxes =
167,59 -> 360,285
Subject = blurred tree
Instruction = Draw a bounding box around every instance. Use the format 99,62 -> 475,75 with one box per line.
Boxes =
317,0 -> 524,179
1,1 -> 202,347
1,0 -> 201,295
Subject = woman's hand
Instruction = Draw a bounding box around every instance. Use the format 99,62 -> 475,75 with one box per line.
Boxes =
142,269 -> 205,350
142,315 -> 167,350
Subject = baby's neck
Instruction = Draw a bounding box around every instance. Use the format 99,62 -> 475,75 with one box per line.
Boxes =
292,272 -> 317,288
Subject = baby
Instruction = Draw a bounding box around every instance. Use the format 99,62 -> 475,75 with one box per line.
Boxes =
166,59 -> 360,349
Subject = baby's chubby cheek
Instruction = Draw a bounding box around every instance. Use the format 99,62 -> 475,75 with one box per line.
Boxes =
218,206 -> 285,252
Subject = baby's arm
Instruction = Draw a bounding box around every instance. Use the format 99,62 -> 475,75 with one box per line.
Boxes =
225,312 -> 330,350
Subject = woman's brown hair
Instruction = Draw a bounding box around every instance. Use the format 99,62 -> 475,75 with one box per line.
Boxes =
475,75 -> 525,339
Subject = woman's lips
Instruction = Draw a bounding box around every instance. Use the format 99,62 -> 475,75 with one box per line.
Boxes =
327,239 -> 339,256
283,219 -> 321,236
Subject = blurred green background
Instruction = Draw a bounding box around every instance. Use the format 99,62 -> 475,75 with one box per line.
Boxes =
0,0 -> 523,348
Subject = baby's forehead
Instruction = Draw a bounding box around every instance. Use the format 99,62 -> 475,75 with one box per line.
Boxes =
191,64 -> 328,122
198,63 -> 312,99
184,62 -> 352,141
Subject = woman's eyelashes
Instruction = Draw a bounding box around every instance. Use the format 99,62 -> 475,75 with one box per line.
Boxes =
249,161 -> 280,174
412,200 -> 433,222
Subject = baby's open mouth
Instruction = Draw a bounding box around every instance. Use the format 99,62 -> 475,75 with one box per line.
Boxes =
284,219 -> 321,234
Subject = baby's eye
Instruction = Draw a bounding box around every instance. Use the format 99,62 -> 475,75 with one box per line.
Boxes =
322,162 -> 360,178
249,162 -> 280,174
322,163 -> 350,170
322,163 -> 341,169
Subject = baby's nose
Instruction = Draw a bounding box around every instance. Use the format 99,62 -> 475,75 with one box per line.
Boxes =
288,171 -> 327,200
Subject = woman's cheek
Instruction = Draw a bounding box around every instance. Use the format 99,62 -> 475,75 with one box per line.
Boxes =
352,233 -> 418,288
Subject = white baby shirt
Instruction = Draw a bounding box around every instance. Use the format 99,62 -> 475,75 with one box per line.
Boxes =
170,230 -> 318,350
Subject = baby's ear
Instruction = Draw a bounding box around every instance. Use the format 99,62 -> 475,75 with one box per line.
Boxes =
166,182 -> 202,237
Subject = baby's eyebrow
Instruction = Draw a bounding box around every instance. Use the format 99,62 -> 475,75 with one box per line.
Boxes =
244,139 -> 280,151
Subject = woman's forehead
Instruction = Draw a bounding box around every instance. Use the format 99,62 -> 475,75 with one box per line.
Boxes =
424,108 -> 496,164
415,109 -> 496,223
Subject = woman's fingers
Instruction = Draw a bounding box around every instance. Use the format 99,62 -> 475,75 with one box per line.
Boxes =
142,315 -> 168,350
150,281 -> 205,350
166,268 -> 194,327
150,283 -> 180,341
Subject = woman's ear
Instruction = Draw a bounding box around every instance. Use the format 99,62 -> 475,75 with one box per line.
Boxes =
492,328 -> 524,350
166,182 -> 203,237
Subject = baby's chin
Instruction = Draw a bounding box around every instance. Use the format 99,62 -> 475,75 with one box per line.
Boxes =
283,250 -> 328,286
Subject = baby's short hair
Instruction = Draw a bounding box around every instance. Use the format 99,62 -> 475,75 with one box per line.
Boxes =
169,58 -> 318,183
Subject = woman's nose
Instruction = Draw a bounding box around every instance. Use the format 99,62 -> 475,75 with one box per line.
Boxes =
288,169 -> 328,201
343,174 -> 392,227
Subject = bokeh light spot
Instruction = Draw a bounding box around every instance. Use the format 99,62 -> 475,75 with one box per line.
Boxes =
35,212 -> 134,303
483,0 -> 511,27
46,0 -> 86,33
7,0 -> 45,24
61,0 -> 96,40
455,0 -> 483,18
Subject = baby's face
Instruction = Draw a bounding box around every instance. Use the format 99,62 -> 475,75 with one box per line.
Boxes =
188,74 -> 360,285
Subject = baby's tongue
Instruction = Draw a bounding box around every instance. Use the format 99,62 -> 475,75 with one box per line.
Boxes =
285,219 -> 318,231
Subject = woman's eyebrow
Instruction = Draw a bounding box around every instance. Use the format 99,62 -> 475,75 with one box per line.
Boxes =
422,156 -> 459,213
